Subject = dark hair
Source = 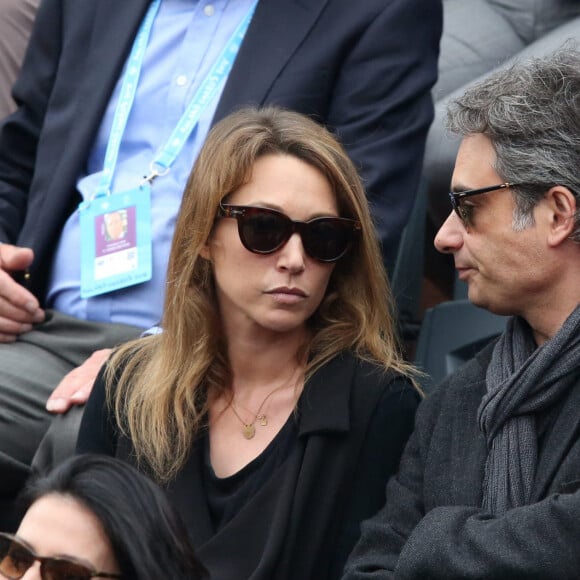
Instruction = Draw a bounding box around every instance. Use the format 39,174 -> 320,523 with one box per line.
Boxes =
446,46 -> 580,239
21,454 -> 206,580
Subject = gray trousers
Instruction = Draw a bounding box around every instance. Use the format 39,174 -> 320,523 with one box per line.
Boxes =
0,310 -> 141,529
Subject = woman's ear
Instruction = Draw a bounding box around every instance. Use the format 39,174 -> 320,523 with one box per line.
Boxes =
199,242 -> 211,262
545,186 -> 577,247
199,241 -> 212,261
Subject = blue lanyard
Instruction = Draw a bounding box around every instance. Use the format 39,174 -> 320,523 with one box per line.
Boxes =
96,0 -> 258,196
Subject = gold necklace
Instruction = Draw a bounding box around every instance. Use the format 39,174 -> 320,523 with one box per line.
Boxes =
229,383 -> 292,440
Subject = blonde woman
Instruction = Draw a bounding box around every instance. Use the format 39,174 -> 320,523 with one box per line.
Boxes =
78,107 -> 420,579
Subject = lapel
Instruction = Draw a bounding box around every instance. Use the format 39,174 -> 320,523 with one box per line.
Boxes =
445,377 -> 488,505
298,351 -> 355,436
532,376 -> 580,500
427,346 -> 493,508
75,0 -> 150,122
213,0 -> 330,123
51,0 -> 150,187
275,354 -> 386,578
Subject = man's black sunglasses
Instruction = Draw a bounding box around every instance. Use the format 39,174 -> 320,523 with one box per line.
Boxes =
0,532 -> 121,580
448,182 -> 521,226
218,204 -> 361,262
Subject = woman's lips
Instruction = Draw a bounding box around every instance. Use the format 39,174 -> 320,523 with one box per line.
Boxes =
265,287 -> 307,304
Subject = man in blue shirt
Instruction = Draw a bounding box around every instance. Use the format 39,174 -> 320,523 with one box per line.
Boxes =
0,0 -> 441,529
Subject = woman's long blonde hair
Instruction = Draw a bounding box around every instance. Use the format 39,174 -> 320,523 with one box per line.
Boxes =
107,106 -> 415,482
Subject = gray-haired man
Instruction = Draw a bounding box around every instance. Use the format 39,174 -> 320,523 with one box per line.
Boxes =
343,48 -> 580,579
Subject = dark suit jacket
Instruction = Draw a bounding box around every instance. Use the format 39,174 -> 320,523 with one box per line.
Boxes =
78,352 -> 420,579
0,0 -> 441,300
344,341 -> 580,579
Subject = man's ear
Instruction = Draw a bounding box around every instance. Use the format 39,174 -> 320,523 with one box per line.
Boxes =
545,186 -> 577,247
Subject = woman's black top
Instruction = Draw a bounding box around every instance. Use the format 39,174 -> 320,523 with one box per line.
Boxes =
77,351 -> 420,579
202,416 -> 298,531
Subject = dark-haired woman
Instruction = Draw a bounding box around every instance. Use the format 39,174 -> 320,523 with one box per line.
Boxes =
1,454 -> 205,580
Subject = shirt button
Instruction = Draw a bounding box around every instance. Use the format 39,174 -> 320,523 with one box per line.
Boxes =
204,4 -> 215,16
176,75 -> 187,86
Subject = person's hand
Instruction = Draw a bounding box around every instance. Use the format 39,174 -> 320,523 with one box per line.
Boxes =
0,243 -> 45,342
46,348 -> 112,414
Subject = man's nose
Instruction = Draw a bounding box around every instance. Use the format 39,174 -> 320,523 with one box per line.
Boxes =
434,211 -> 464,254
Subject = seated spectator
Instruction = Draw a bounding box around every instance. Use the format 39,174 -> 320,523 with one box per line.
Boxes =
424,0 -> 580,298
78,106 -> 421,579
0,0 -> 39,119
5,454 -> 206,579
0,0 -> 442,529
343,49 -> 580,578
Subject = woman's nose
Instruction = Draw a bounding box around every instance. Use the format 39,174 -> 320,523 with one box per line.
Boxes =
276,233 -> 306,273
20,561 -> 42,580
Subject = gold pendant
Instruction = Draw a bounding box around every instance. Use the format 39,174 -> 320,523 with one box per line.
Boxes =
257,414 -> 268,427
243,424 -> 256,439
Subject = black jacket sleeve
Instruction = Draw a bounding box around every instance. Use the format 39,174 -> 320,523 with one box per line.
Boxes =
76,362 -> 118,456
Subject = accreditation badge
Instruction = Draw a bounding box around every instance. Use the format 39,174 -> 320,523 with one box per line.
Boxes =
79,185 -> 152,298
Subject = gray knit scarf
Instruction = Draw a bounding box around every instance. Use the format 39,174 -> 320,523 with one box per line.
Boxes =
478,304 -> 580,515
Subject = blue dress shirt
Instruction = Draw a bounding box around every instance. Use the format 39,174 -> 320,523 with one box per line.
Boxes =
47,0 -> 256,328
